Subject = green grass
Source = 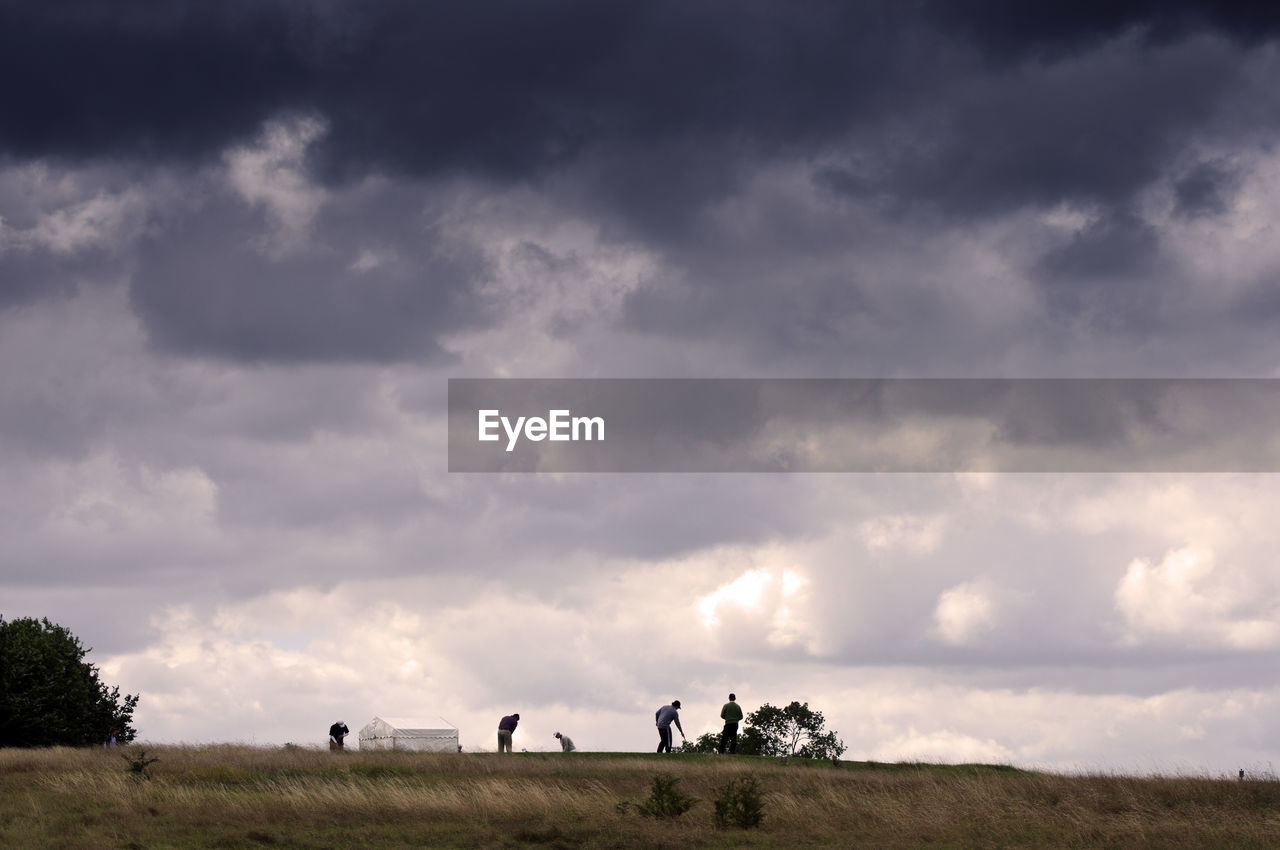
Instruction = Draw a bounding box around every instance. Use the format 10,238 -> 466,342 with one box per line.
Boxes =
2,745 -> 1278,848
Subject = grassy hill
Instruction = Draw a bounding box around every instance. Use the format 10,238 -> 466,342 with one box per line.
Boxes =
2,745 -> 1278,848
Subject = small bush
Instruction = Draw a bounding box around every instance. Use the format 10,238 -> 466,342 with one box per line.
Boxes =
121,749 -> 160,782
636,772 -> 697,819
713,776 -> 765,829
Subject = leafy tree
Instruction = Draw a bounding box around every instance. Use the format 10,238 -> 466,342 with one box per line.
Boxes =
681,732 -> 720,754
0,616 -> 139,747
742,701 -> 845,760
737,725 -> 765,756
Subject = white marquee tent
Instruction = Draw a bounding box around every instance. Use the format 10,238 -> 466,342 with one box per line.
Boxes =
358,716 -> 460,752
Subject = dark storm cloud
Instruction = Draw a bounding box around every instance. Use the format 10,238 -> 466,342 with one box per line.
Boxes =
840,35 -> 1246,216
0,1 -> 903,174
933,0 -> 1280,59
5,1 -> 1276,190
7,1 -> 1280,363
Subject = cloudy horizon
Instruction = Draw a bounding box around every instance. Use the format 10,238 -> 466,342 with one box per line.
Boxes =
4,0 -> 1280,771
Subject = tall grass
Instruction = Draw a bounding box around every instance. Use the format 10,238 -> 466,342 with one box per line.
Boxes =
2,745 -> 1278,848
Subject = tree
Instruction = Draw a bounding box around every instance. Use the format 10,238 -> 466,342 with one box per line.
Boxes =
0,616 -> 139,747
681,732 -> 720,754
741,701 -> 845,760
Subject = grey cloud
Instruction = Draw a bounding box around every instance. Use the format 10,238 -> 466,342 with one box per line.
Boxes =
0,162 -> 147,308
1035,210 -> 1168,329
848,35 -> 1243,217
0,292 -> 158,462
131,184 -> 490,363
460,474 -> 820,565
0,584 -> 186,655
203,446 -> 434,533
1039,211 -> 1160,281
0,379 -> 105,460
924,654 -> 1280,718
601,35 -> 1278,364
0,246 -> 119,308
1173,159 -> 1240,218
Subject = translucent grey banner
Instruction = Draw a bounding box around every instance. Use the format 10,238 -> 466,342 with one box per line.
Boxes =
447,379 -> 1280,473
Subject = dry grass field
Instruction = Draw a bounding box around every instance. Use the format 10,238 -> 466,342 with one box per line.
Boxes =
2,745 -> 1279,848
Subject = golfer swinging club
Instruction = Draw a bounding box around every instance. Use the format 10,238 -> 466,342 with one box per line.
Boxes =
655,699 -> 685,752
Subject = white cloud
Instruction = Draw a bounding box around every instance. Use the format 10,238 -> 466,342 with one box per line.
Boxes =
27,193 -> 143,254
348,247 -> 398,273
101,583 -> 1280,771
695,561 -> 814,651
933,582 -> 997,645
876,728 -> 1015,764
102,568 -> 700,748
829,676 -> 1280,773
859,513 -> 947,554
1116,546 -> 1280,649
698,568 -> 772,627
224,116 -> 328,254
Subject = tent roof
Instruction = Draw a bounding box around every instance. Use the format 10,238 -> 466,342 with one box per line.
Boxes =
365,715 -> 457,733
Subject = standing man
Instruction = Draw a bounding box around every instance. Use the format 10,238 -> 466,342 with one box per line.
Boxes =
718,693 -> 743,754
655,700 -> 685,753
554,731 -> 576,752
497,713 -> 520,753
329,720 -> 349,751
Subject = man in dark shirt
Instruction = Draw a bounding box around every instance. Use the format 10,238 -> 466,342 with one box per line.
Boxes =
718,694 -> 744,754
329,721 -> 349,750
498,713 -> 520,753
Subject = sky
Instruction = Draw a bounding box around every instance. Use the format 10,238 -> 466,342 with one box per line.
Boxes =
3,0 -> 1280,771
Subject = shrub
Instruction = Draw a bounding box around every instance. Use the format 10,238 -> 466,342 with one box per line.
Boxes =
122,749 -> 160,782
636,772 -> 697,818
713,776 -> 765,829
